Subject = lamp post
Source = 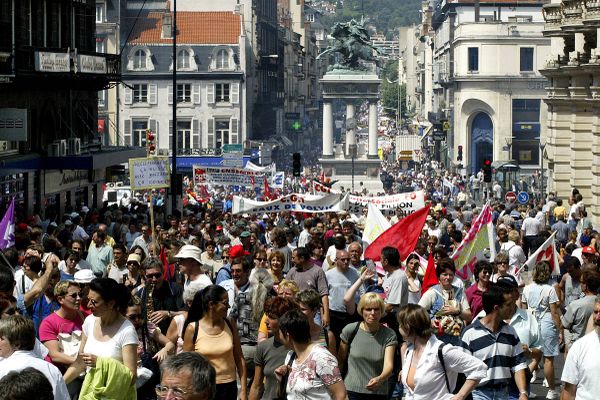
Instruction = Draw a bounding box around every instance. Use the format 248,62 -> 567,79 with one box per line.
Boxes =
539,137 -> 546,200
171,0 -> 178,214
386,78 -> 401,131
349,144 -> 358,193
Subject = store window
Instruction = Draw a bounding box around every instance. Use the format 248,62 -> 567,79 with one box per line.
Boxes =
512,99 -> 540,165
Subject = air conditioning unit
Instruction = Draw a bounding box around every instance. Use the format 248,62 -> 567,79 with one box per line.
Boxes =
106,182 -> 115,188
53,140 -> 67,157
68,138 -> 81,155
115,181 -> 124,187
48,143 -> 60,157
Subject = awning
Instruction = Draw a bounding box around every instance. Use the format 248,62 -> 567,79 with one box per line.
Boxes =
98,119 -> 105,133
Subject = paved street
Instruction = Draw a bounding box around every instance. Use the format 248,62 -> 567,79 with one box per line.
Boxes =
530,354 -> 565,398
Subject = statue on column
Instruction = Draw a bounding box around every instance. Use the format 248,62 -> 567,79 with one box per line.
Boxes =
317,18 -> 381,71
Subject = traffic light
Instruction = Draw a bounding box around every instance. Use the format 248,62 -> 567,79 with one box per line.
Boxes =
483,158 -> 492,183
292,153 -> 301,177
457,145 -> 463,162
146,129 -> 156,156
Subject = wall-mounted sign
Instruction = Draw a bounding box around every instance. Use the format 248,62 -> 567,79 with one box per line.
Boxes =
0,108 -> 27,141
78,55 -> 107,74
35,51 -> 70,72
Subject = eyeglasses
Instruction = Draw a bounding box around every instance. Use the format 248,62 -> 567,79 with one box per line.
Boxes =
481,271 -> 492,275
66,292 -> 84,299
88,298 -> 99,307
339,258 -> 350,262
127,261 -> 139,266
127,314 -> 142,321
256,258 -> 267,262
146,272 -> 162,279
496,261 -> 508,265
155,385 -> 190,399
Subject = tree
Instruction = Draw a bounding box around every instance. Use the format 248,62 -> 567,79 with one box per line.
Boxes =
381,81 -> 406,122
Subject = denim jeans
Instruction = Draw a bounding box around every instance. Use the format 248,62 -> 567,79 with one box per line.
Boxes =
472,386 -> 509,400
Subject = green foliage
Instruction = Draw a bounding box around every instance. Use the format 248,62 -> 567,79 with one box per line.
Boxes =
321,0 -> 422,35
382,60 -> 398,82
381,81 -> 406,121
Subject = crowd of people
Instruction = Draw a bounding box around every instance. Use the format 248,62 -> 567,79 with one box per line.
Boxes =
0,170 -> 599,400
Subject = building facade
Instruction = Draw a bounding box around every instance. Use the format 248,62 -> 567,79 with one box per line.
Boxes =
541,0 -> 600,223
120,10 -> 246,174
427,0 -> 551,174
0,0 -> 143,216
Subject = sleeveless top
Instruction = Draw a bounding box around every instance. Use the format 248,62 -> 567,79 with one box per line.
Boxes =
194,321 -> 237,384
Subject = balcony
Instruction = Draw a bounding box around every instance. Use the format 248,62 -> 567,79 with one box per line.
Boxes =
584,0 -> 600,23
542,4 -> 563,35
14,47 -> 121,86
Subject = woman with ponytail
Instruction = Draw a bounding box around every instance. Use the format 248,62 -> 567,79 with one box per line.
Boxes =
182,285 -> 247,400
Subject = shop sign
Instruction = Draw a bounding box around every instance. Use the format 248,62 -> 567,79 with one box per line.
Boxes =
45,170 -> 89,193
35,51 -> 70,72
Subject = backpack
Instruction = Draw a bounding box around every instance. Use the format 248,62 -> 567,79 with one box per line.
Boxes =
437,343 -> 471,400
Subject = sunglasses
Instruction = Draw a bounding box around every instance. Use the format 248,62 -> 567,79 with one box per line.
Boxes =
127,314 -> 142,320
256,258 -> 267,262
146,272 -> 162,279
127,261 -> 139,266
65,292 -> 84,299
2,307 -> 16,316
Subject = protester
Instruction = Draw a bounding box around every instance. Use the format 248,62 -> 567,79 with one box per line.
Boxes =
338,293 -> 397,400
156,352 -> 216,400
398,304 -> 487,400
275,309 -> 346,400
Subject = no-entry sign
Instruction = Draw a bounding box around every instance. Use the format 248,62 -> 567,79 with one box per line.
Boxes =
505,191 -> 517,203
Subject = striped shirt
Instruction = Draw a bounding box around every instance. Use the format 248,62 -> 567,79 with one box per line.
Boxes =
460,319 -> 527,388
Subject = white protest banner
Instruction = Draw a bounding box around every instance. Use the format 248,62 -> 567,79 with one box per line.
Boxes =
312,180 -> 341,195
272,172 -> 285,189
129,157 -> 170,190
348,190 -> 425,214
232,194 -> 348,215
362,202 -> 391,245
193,166 -> 268,188
516,232 -> 560,278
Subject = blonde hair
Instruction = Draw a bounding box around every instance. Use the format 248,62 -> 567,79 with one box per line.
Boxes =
508,230 -> 520,243
54,280 -> 79,297
277,279 -> 300,295
357,292 -> 385,314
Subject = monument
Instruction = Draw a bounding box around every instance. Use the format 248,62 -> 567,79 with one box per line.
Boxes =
318,19 -> 382,189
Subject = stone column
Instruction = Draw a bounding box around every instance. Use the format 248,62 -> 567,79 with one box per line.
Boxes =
549,104 -> 572,197
591,104 -> 600,227
575,32 -> 585,54
345,102 -> 355,155
368,101 -> 378,158
570,106 -> 594,201
322,101 -> 334,158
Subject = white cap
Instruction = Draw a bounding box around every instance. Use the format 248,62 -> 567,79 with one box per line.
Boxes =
74,269 -> 95,284
174,245 -> 203,265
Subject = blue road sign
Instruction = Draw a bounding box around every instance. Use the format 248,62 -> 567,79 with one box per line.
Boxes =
517,191 -> 529,204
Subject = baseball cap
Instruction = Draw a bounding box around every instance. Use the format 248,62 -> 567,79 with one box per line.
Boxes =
496,274 -> 519,289
74,269 -> 95,284
582,246 -> 597,255
229,244 -> 250,259
240,231 -> 251,238
127,253 -> 142,265
174,245 -> 203,264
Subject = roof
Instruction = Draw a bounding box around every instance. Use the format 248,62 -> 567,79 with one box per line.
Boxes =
129,11 -> 241,45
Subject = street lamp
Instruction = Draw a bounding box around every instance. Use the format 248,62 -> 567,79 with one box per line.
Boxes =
539,136 -> 546,200
386,78 -> 401,130
349,144 -> 358,193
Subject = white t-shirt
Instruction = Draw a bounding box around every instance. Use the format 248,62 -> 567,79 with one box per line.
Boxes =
561,331 -> 600,400
13,269 -> 33,299
521,217 -> 541,236
0,350 -> 70,400
82,315 -> 138,362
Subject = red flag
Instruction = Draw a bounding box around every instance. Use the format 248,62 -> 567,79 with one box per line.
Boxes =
264,175 -> 271,199
421,253 -> 437,294
320,169 -> 325,183
250,176 -> 255,186
364,205 -> 431,262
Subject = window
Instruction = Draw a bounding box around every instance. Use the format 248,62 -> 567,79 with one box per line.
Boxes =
133,49 -> 147,70
176,121 -> 192,149
98,90 -> 106,108
509,16 -> 533,23
468,47 -> 478,72
177,49 -> 191,70
176,84 -> 191,103
520,47 -> 534,72
96,39 -> 106,54
132,120 -> 148,146
216,49 -> 230,69
216,83 -> 230,103
215,120 -> 230,148
512,99 -> 541,165
96,3 -> 104,23
133,84 -> 148,103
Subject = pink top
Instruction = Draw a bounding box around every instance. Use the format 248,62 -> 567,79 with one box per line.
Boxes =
39,311 -> 86,343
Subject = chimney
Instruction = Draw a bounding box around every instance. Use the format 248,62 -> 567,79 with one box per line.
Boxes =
474,0 -> 480,22
162,13 -> 172,39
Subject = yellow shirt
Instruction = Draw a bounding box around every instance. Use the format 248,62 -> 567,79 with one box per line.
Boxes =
194,321 -> 236,384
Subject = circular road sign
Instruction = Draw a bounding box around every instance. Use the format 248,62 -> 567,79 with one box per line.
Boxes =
517,191 -> 530,205
505,191 -> 517,203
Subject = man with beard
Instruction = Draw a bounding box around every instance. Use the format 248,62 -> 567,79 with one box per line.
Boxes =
561,296 -> 600,400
